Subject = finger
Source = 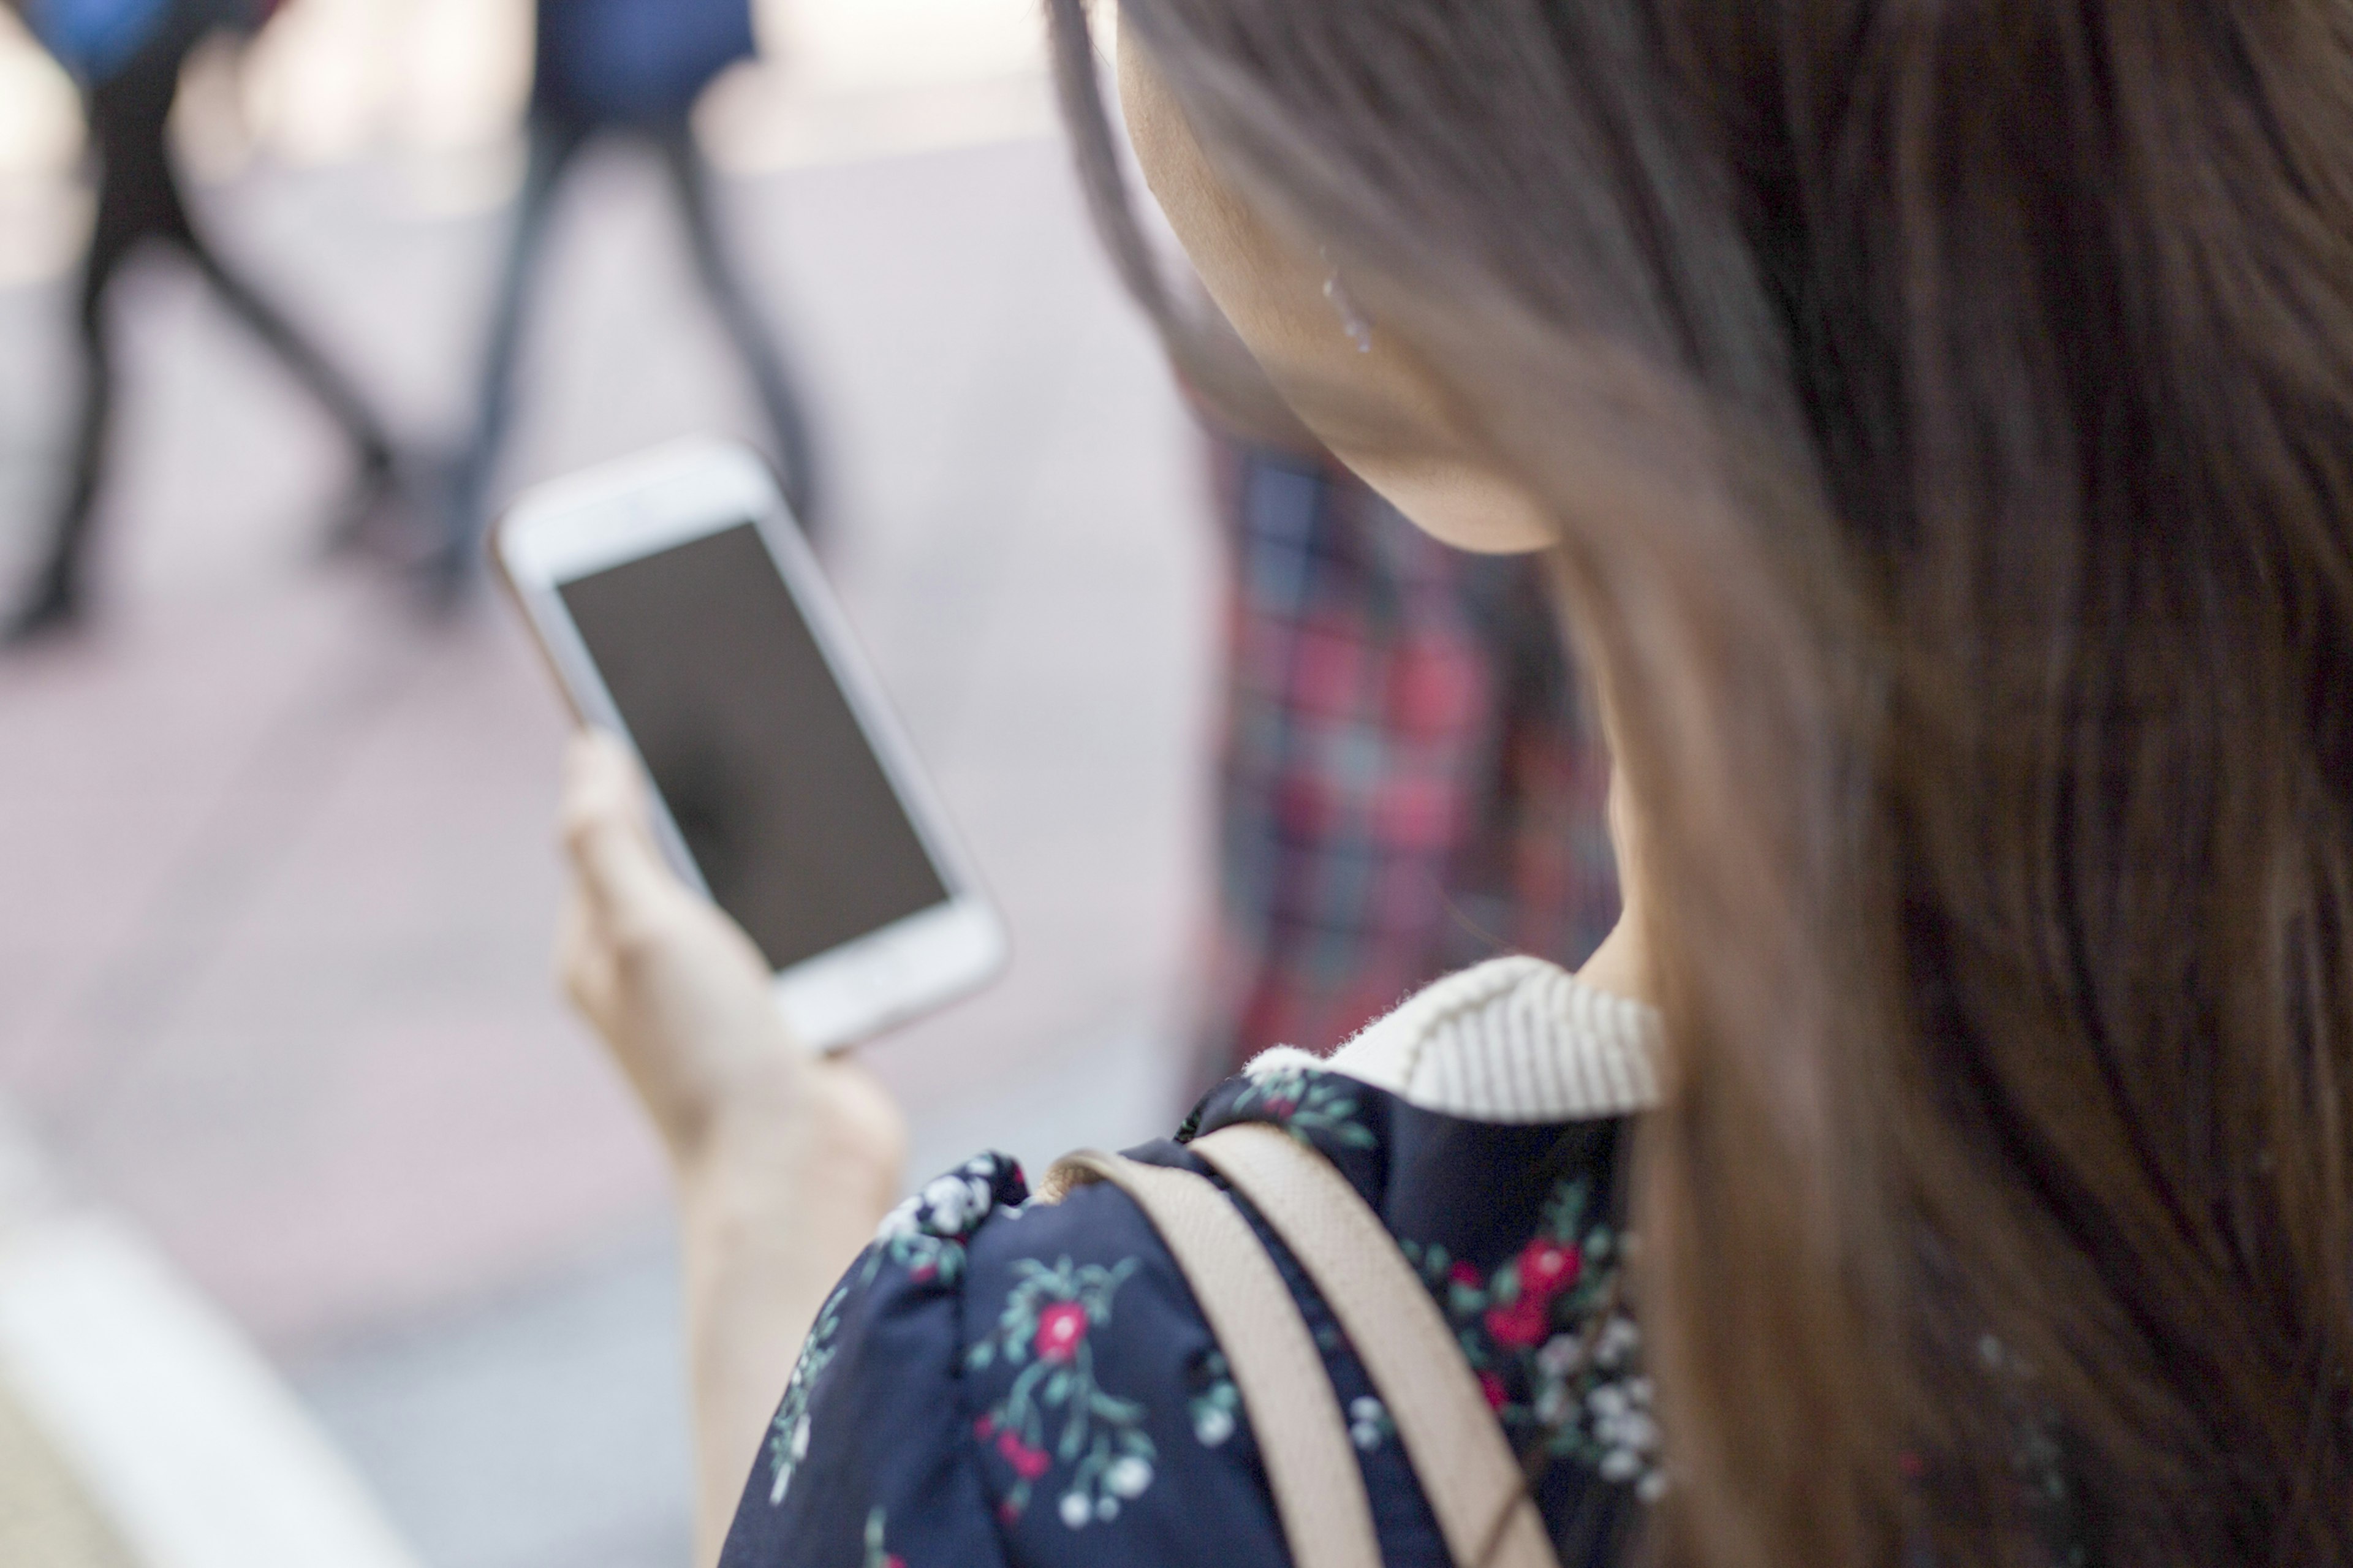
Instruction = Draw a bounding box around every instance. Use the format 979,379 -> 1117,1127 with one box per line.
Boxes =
558,729 -> 644,850
559,732 -> 678,930
555,892 -> 615,1021
561,728 -> 638,807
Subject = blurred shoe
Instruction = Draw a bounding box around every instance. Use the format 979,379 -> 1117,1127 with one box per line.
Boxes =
407,454 -> 496,618
318,446 -> 416,564
411,531 -> 484,621
3,570 -> 84,650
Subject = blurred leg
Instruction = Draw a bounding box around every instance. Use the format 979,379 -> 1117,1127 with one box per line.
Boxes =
138,28 -> 397,510
184,233 -> 401,560
653,120 -> 824,535
6,32 -> 188,640
7,208 -> 137,640
180,227 -> 395,474
436,112 -> 592,587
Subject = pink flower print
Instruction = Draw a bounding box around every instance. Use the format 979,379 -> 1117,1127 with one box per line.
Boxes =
1448,1260 -> 1483,1289
996,1428 -> 1051,1480
1517,1239 -> 1581,1302
1263,1097 -> 1298,1118
1483,1292 -> 1552,1350
1035,1301 -> 1089,1363
1478,1369 -> 1509,1410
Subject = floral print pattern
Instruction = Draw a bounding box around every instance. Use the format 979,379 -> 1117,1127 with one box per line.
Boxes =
767,1283 -> 849,1505
867,1153 -> 1019,1287
1979,1335 -> 2091,1568
862,1509 -> 903,1568
966,1256 -> 1158,1529
1187,1348 -> 1240,1449
726,1039 -> 2100,1568
1401,1173 -> 1664,1502
723,1062 -> 1670,1568
1227,1066 -> 1378,1148
767,1154 -> 1022,1510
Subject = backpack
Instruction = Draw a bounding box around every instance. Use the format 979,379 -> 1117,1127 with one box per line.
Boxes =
1047,1124 -> 1565,1568
532,0 -> 757,126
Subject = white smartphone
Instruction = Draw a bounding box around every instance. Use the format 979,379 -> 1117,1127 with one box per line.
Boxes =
496,436 -> 1007,1052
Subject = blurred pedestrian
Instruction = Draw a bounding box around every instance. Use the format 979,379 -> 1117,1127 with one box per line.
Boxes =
7,0 -> 399,643
1200,434 -> 1619,1083
432,0 -> 824,597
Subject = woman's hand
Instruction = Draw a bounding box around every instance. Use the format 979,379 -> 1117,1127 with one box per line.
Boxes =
555,730 -> 906,1562
556,729 -> 905,1180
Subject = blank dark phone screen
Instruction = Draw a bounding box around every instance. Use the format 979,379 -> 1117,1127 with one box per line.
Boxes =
558,522 -> 951,971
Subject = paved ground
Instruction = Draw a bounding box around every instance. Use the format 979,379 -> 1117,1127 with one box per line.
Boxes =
0,127 -> 1213,1567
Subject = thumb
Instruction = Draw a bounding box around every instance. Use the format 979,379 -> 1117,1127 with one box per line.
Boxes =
559,729 -> 680,933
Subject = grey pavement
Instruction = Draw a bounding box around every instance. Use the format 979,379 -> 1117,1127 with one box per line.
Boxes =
0,130 -> 1212,1567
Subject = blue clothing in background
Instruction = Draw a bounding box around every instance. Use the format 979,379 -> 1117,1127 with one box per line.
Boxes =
532,0 -> 757,126
438,0 -> 822,587
26,0 -> 169,81
25,0 -> 260,83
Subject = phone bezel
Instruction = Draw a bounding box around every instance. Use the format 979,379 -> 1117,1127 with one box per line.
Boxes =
495,436 -> 1007,1052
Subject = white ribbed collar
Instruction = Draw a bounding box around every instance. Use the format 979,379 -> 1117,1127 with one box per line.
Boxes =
1241,956 -> 1661,1124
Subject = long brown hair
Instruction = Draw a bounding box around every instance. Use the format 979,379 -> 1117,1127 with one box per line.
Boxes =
1047,1 -> 2353,1563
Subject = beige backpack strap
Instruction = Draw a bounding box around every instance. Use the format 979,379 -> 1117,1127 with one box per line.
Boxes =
1045,1149 -> 1381,1568
1189,1123 -> 1566,1568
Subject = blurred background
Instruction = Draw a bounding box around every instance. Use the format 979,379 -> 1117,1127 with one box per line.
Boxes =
0,2 -> 1211,1564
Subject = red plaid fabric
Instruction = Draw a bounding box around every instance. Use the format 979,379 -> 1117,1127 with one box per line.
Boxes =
1199,437 -> 1621,1078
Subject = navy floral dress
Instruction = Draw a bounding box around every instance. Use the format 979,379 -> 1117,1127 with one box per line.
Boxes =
719,1016 -> 1662,1568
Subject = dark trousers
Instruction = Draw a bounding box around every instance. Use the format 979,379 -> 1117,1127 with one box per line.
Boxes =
26,16 -> 392,619
442,109 -> 822,574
